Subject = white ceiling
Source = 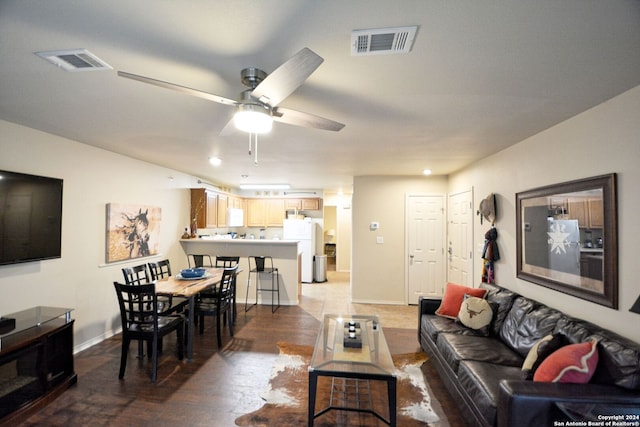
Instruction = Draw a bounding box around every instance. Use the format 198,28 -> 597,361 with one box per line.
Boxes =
1,1 -> 639,193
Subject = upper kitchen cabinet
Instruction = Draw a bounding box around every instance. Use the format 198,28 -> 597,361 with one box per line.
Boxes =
246,199 -> 265,227
587,199 -> 603,228
266,199 -> 286,226
217,193 -> 228,227
246,198 -> 286,227
228,195 -> 243,210
284,197 -> 322,211
191,188 -> 218,228
568,196 -> 604,228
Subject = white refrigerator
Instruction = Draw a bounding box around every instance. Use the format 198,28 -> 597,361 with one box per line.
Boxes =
283,218 -> 316,283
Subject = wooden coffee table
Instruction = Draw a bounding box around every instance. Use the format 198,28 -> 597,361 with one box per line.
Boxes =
308,314 -> 397,426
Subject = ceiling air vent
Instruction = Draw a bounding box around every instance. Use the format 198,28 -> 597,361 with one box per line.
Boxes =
35,49 -> 112,72
351,26 -> 418,56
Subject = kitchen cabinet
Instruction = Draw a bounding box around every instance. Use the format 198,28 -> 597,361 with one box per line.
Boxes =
588,199 -> 603,228
217,194 -> 228,227
568,197 -> 603,229
567,198 -> 588,226
191,188 -> 218,229
285,198 -> 321,211
246,198 -> 285,227
580,252 -> 603,280
266,199 -> 285,226
301,198 -> 321,210
228,195 -> 243,210
191,190 -> 319,229
246,199 -> 266,227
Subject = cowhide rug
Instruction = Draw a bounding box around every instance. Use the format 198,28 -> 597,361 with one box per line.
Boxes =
235,342 -> 447,427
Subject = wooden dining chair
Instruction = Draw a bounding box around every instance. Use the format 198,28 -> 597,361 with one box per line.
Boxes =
193,266 -> 238,348
113,281 -> 184,383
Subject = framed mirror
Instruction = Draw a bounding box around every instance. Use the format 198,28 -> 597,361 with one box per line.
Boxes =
516,174 -> 618,308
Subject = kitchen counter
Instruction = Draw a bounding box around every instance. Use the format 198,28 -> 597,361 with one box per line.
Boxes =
191,238 -> 297,245
180,238 -> 301,306
580,248 -> 603,253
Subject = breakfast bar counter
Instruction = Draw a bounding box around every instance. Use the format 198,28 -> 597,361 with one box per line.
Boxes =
179,239 -> 301,306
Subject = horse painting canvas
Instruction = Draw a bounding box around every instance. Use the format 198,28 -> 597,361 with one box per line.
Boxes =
106,203 -> 161,263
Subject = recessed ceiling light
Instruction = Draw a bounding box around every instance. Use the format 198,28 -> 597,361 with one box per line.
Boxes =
239,184 -> 290,190
422,169 -> 432,176
209,157 -> 222,166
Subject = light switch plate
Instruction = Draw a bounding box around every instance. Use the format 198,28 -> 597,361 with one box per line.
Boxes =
376,236 -> 384,244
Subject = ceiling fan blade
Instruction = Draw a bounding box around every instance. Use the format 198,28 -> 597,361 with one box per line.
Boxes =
250,48 -> 323,107
272,107 -> 345,132
118,71 -> 238,106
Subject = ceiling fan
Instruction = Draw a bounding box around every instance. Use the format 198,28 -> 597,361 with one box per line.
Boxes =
117,48 -> 345,136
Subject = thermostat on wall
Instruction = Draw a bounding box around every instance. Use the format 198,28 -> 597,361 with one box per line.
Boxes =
370,222 -> 380,230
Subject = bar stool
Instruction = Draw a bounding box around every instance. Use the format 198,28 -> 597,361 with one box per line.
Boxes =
187,254 -> 214,268
245,256 -> 280,313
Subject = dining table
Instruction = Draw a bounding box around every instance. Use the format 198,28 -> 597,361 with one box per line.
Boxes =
155,267 -> 224,361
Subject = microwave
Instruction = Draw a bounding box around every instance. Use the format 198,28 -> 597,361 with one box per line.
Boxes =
227,208 -> 244,227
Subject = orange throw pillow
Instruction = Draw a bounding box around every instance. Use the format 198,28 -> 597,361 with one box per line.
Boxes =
533,339 -> 599,383
435,283 -> 487,319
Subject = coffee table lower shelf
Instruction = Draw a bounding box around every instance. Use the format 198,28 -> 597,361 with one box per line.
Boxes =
308,370 -> 397,426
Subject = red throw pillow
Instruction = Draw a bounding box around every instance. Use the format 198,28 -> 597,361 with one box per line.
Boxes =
533,339 -> 599,383
435,283 -> 487,319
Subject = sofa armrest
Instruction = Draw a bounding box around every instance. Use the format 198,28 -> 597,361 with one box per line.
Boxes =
498,380 -> 640,427
417,296 -> 441,343
418,296 -> 441,315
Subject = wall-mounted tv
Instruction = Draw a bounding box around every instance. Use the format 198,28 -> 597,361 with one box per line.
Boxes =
0,169 -> 63,266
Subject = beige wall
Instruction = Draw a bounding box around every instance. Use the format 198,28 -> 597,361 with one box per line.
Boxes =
0,120 -> 196,351
449,85 -> 640,343
352,175 -> 448,304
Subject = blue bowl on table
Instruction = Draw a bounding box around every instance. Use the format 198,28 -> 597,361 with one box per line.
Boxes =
179,268 -> 207,278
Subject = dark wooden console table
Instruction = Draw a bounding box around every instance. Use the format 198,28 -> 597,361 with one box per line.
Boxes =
0,307 -> 77,425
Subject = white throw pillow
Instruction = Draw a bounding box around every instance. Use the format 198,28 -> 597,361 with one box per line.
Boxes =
457,295 -> 493,334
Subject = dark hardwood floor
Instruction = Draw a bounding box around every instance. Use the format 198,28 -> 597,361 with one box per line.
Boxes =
15,273 -> 464,427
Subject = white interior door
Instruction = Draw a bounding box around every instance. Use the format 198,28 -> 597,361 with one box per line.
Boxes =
448,190 -> 474,287
406,194 -> 445,304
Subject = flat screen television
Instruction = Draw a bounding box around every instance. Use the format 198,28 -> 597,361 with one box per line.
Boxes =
0,169 -> 63,266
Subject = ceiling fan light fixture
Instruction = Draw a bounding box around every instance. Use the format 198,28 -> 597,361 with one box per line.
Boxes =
234,104 -> 273,134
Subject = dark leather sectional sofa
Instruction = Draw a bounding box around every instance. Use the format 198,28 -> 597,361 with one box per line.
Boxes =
418,282 -> 640,427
